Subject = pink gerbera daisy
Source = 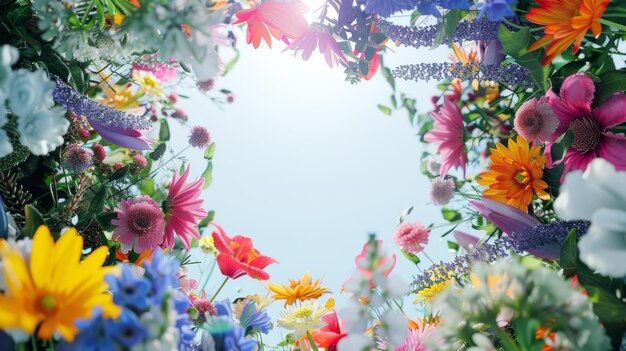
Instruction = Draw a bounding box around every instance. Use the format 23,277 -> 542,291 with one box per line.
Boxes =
162,166 -> 207,250
424,97 -> 467,177
112,196 -> 164,253
514,96 -> 558,143
547,74 -> 626,176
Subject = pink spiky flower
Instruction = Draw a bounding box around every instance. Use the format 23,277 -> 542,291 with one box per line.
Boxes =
162,166 -> 207,250
394,222 -> 429,254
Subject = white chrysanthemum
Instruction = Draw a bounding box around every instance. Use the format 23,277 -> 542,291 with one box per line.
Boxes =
18,106 -> 69,155
7,69 -> 54,118
276,300 -> 328,340
554,158 -> 626,278
132,70 -> 165,98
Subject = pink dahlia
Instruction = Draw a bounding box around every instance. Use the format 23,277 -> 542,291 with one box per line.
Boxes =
394,222 -> 429,254
514,97 -> 558,143
112,196 -> 164,253
287,24 -> 348,68
424,97 -> 467,177
162,166 -> 207,250
547,74 -> 626,175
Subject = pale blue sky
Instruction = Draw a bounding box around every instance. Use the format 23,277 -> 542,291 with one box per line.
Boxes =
170,7 -> 455,328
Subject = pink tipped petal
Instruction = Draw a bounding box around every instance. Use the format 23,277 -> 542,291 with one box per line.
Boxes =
593,93 -> 626,129
559,74 -> 594,116
452,231 -> 480,251
598,132 -> 626,171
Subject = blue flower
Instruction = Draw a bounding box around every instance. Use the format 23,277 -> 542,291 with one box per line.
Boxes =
143,249 -> 179,305
57,308 -> 116,351
105,264 -> 151,310
416,0 -> 442,17
111,309 -> 149,348
239,300 -> 271,335
364,0 -> 415,18
205,317 -> 257,351
214,298 -> 233,317
476,0 -> 517,22
440,0 -> 470,9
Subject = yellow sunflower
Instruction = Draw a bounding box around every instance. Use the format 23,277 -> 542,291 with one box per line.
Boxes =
0,225 -> 121,341
478,136 -> 550,213
266,272 -> 331,306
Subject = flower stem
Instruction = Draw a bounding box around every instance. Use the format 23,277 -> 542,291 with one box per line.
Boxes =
599,18 -> 626,32
306,330 -> 320,351
209,276 -> 229,303
200,258 -> 217,293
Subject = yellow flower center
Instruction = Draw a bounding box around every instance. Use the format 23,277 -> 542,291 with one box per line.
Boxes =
38,294 -> 57,314
142,76 -> 158,89
514,170 -> 530,184
294,306 -> 313,319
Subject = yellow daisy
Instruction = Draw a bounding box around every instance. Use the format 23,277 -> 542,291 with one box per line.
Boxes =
0,225 -> 121,341
414,280 -> 450,304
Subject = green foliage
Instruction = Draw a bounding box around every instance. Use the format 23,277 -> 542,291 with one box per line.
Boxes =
498,26 -> 551,93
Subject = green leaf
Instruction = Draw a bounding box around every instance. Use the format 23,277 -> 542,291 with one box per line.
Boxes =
559,228 -> 578,277
401,250 -> 421,264
441,207 -> 461,222
410,10 -> 421,26
106,0 -> 117,15
14,26 -> 41,55
159,119 -> 170,142
203,142 -> 216,160
550,142 -> 564,162
447,240 -> 459,251
89,186 -> 107,214
358,59 -> 369,77
498,26 -> 551,93
137,178 -> 155,196
223,49 -> 240,77
108,165 -> 129,182
431,9 -> 463,48
96,212 -> 117,231
586,286 -> 626,322
95,0 -> 105,30
377,104 -> 392,116
6,5 -> 32,27
390,94 -> 397,109
201,161 -> 213,189
21,205 -> 46,238
149,143 -> 166,160
596,70 -> 626,104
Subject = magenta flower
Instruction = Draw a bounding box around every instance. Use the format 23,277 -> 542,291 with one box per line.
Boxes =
112,196 -> 164,254
162,166 -> 207,250
63,144 -> 93,173
547,74 -> 626,175
514,97 -> 558,143
424,97 -> 467,176
89,119 -> 156,151
286,24 -> 348,68
394,222 -> 429,254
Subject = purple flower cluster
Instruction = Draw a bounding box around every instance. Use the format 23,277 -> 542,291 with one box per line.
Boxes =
52,77 -> 151,130
377,19 -> 502,49
393,62 -> 532,88
412,220 -> 590,292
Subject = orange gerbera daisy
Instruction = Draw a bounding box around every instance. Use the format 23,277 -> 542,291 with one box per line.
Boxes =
526,0 -> 610,66
266,272 -> 331,306
478,136 -> 550,212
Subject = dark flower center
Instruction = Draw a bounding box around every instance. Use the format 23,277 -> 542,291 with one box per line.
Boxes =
570,117 -> 602,153
524,111 -> 544,135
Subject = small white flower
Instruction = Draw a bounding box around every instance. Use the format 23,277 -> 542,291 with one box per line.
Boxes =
8,69 -> 55,118
337,333 -> 372,351
554,158 -> 626,277
18,106 -> 68,155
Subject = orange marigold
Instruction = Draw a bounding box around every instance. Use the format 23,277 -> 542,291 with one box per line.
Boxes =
266,272 -> 331,306
526,0 -> 610,66
478,136 -> 550,213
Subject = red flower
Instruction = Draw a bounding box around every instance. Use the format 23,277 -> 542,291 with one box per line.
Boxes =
211,222 -> 277,280
233,0 -> 308,49
312,311 -> 347,351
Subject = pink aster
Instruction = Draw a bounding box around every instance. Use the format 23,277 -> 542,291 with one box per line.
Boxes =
514,97 -> 558,143
112,196 -> 164,254
547,74 -> 626,176
286,24 -> 348,68
162,166 -> 207,250
394,222 -> 429,254
424,97 -> 467,177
